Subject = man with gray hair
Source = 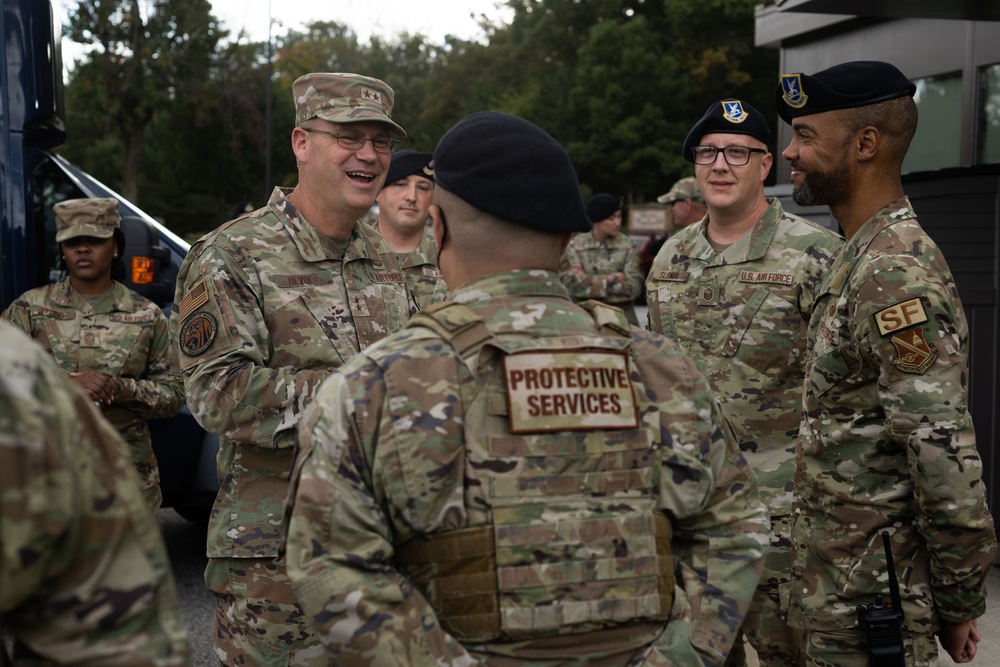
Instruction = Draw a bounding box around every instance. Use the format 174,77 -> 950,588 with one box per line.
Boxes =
171,72 -> 415,665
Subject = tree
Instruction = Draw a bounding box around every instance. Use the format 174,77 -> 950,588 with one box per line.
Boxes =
62,0 -> 223,204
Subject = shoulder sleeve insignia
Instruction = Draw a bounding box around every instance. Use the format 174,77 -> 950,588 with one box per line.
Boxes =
177,278 -> 209,319
874,297 -> 928,336
890,327 -> 937,374
179,312 -> 218,357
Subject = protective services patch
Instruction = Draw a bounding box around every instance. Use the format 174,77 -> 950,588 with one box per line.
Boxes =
502,350 -> 639,433
890,327 -> 937,374
179,312 -> 218,357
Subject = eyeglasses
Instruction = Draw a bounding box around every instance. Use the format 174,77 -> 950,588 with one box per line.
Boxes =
691,145 -> 766,166
302,127 -> 399,154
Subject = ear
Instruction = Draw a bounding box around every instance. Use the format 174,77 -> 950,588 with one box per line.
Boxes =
761,150 -> 774,182
430,205 -> 444,251
291,127 -> 310,163
856,127 -> 880,162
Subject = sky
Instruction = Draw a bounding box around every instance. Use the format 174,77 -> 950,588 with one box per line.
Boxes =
54,0 -> 511,54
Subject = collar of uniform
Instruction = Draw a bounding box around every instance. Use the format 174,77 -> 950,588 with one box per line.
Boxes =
53,276 -> 134,313
846,195 -> 917,255
451,269 -> 568,303
672,197 -> 781,264
269,187 -> 394,264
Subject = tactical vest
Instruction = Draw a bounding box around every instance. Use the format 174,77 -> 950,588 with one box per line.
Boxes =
392,299 -> 674,643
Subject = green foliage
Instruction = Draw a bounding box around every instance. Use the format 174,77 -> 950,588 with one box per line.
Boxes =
60,0 -> 777,238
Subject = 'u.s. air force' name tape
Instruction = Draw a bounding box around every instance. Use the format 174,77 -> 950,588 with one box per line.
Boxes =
502,350 -> 639,433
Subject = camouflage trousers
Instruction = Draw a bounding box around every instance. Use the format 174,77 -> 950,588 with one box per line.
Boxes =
803,626 -> 938,667
725,514 -> 804,667
205,557 -> 332,667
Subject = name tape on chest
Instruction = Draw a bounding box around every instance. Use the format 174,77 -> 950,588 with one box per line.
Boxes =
502,350 -> 639,433
874,298 -> 928,336
739,270 -> 793,286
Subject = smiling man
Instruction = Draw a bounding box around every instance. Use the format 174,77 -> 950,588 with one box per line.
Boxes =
170,72 -> 415,666
645,99 -> 842,667
374,149 -> 447,308
777,61 -> 997,667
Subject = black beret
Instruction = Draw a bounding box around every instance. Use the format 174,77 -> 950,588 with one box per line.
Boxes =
586,193 -> 621,222
681,99 -> 771,163
432,111 -> 591,233
774,60 -> 916,124
383,149 -> 433,188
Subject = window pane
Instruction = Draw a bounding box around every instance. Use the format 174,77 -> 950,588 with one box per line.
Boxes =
978,63 -> 1000,164
904,72 -> 962,173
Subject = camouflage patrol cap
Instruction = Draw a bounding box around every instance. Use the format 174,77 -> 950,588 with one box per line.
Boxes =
54,198 -> 120,242
293,72 -> 406,137
433,111 -> 590,233
656,177 -> 703,204
775,60 -> 916,124
383,150 -> 434,187
681,99 -> 771,163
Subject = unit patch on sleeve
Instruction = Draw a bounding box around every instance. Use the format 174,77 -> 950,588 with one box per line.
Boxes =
889,327 -> 937,374
502,350 -> 639,433
179,312 -> 218,357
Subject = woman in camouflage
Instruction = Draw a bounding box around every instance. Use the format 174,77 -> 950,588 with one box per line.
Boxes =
1,198 -> 183,512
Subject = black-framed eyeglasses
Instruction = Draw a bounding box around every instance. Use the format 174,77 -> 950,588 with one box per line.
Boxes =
691,145 -> 766,166
302,127 -> 399,154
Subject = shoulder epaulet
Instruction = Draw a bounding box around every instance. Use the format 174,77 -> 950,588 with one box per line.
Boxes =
406,301 -> 493,357
578,299 -> 632,337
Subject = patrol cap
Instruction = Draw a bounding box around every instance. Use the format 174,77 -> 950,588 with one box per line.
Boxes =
656,177 -> 703,204
774,61 -> 916,124
292,72 -> 406,137
681,99 -> 771,163
54,198 -> 120,243
586,193 -> 621,222
432,111 -> 590,233
383,150 -> 434,187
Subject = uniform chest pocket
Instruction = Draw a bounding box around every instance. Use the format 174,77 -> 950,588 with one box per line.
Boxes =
266,286 -> 353,369
722,287 -> 803,378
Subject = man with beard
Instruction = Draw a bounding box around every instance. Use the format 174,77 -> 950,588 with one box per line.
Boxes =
776,60 -> 996,666
645,99 -> 842,667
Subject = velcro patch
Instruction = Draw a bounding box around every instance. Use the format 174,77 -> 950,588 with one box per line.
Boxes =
179,312 -> 218,357
502,351 -> 639,433
739,270 -> 792,285
653,270 -> 688,282
874,298 -> 928,336
177,279 -> 208,319
890,327 -> 937,374
367,271 -> 404,284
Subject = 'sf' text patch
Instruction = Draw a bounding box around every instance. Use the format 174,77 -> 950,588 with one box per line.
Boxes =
502,351 -> 639,433
874,298 -> 928,336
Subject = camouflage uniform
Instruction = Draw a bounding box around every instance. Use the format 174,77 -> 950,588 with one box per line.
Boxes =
790,197 -> 997,665
373,221 -> 448,309
171,187 -> 415,665
560,231 -> 643,325
646,198 -> 842,664
0,321 -> 190,666
284,269 -> 770,666
1,277 -> 183,511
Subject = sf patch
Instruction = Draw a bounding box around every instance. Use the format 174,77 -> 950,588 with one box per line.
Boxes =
180,311 -> 218,357
874,298 -> 937,374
